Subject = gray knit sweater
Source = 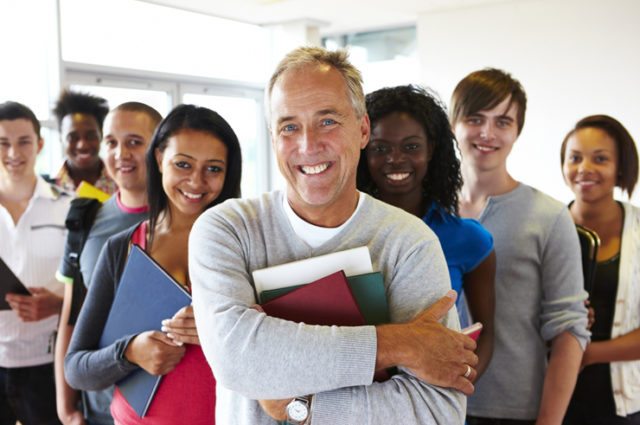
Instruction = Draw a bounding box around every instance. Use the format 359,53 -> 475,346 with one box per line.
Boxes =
467,184 -> 590,420
190,191 -> 465,425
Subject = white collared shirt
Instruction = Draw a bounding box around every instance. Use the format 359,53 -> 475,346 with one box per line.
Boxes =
0,177 -> 71,367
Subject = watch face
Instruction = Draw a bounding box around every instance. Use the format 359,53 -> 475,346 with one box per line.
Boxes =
287,400 -> 309,422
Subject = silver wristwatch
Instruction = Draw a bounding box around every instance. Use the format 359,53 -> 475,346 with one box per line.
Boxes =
286,396 -> 311,424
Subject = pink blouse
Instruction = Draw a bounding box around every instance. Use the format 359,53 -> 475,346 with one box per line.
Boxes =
110,221 -> 216,424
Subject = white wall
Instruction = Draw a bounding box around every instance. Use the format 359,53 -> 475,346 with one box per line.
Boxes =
417,0 -> 640,204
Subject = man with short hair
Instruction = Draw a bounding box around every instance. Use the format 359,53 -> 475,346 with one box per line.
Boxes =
450,68 -> 590,424
190,47 -> 475,425
0,101 -> 72,425
54,102 -> 162,425
52,90 -> 116,194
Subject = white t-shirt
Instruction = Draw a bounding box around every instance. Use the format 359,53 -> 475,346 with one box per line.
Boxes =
0,177 -> 71,367
282,191 -> 365,248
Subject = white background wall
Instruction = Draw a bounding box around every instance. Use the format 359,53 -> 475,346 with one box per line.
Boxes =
417,0 -> 640,204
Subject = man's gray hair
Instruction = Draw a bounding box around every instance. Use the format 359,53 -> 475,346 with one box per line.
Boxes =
265,46 -> 366,122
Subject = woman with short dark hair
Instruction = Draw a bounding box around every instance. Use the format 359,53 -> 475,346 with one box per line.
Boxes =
561,114 -> 640,425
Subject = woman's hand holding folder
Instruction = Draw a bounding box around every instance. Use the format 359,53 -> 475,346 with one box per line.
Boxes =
124,331 -> 185,376
161,305 -> 200,346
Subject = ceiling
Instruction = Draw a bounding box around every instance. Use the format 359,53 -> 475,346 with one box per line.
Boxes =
138,0 -> 515,35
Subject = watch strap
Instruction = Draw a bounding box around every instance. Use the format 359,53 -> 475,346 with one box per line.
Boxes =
285,395 -> 312,424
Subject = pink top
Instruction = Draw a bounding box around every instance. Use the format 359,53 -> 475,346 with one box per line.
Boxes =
115,192 -> 149,215
110,222 -> 216,424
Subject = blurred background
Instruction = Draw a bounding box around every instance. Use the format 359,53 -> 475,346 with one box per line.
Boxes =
1,0 -> 638,203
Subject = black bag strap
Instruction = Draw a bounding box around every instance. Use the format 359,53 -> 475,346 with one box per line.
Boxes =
65,197 -> 102,325
40,173 -> 55,185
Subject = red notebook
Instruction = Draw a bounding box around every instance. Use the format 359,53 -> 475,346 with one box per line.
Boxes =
261,270 -> 366,326
261,269 -> 391,382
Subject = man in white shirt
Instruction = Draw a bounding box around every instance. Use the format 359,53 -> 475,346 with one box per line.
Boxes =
0,101 -> 71,425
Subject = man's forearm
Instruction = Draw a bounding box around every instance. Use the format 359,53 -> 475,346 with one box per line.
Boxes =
375,323 -> 410,370
375,291 -> 477,395
55,327 -> 80,414
259,304 -> 472,423
55,287 -> 82,422
536,331 -> 583,425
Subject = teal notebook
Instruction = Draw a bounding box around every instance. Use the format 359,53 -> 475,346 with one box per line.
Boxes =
260,271 -> 392,381
260,271 -> 389,325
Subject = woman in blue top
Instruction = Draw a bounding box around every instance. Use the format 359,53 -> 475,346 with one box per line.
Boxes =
357,85 -> 496,380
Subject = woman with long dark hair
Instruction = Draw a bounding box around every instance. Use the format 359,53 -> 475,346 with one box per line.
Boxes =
65,104 -> 242,424
357,85 -> 496,380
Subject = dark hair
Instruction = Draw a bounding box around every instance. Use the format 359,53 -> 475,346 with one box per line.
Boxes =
357,85 -> 462,215
53,90 -> 109,130
146,104 -> 242,242
450,68 -> 527,135
0,101 -> 41,137
560,114 -> 639,196
113,102 -> 163,131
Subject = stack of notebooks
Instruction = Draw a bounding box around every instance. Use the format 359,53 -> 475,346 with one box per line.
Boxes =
100,246 -> 392,418
253,246 -> 392,381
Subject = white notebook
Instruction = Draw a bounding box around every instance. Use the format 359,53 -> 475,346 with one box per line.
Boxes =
252,246 -> 373,297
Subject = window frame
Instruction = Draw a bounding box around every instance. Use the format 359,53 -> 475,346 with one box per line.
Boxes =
62,61 -> 273,196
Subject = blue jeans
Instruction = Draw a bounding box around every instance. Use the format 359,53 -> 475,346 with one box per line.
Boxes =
0,363 -> 61,425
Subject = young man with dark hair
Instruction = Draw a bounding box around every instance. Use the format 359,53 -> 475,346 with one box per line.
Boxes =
0,101 -> 71,425
450,68 -> 590,425
54,102 -> 161,425
52,90 -> 116,194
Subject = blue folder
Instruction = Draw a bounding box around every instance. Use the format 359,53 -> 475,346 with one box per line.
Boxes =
98,245 -> 191,417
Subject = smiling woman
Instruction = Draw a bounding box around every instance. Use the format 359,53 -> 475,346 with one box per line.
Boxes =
64,104 -> 243,425
357,84 -> 496,383
154,129 -> 228,222
561,115 -> 640,424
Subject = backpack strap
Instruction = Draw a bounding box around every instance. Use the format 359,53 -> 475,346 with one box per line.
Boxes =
65,197 -> 103,325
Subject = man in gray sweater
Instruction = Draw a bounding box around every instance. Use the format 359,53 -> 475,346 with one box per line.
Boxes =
451,68 -> 590,424
189,47 -> 477,424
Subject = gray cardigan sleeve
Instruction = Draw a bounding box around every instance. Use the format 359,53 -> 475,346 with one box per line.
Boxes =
64,230 -> 139,391
189,212 -> 377,399
539,208 -> 590,348
190,202 -> 465,424
309,238 -> 464,424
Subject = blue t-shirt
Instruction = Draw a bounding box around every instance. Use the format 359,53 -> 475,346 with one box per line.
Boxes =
422,202 -> 493,295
